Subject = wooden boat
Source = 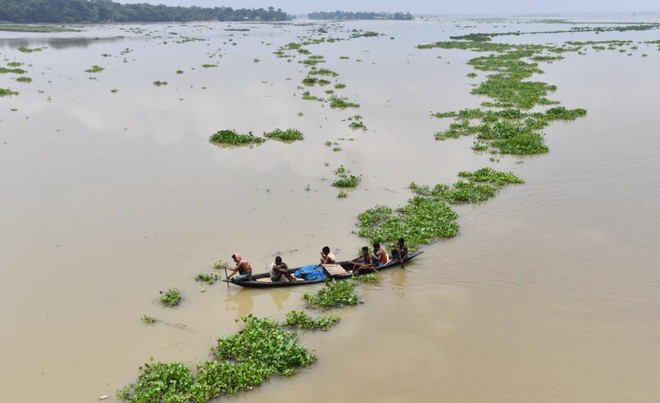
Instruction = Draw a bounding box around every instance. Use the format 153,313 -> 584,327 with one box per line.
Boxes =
223,251 -> 423,288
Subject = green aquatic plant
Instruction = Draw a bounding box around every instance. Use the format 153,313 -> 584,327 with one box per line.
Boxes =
85,65 -> 104,73
302,77 -> 318,86
15,76 -> 32,83
0,67 -> 27,74
202,64 -> 217,68
263,129 -> 304,142
209,130 -> 264,146
332,175 -> 360,188
337,190 -> 348,198
211,315 -> 315,374
309,68 -> 338,77
354,273 -> 377,283
0,88 -> 18,97
334,83 -> 346,89
141,315 -> 156,325
282,311 -> 341,331
357,169 -> 522,248
176,69 -> 184,74
302,91 -> 323,101
159,287 -> 181,307
152,80 -> 167,86
303,280 -> 359,310
195,273 -> 223,285
7,62 -> 23,67
330,97 -> 359,109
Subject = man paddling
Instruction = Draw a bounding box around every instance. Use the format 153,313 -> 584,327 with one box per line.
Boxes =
226,252 -> 253,281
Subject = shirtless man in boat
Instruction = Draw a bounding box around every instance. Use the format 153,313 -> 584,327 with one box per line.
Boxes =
270,256 -> 297,282
226,252 -> 253,281
351,246 -> 375,274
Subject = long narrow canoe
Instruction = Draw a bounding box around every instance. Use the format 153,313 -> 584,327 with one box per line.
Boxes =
223,251 -> 423,288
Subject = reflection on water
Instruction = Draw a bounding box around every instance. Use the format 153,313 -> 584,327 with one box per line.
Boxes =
1,18 -> 660,403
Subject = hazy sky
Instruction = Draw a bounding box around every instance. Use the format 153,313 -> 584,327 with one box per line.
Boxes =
118,0 -> 659,15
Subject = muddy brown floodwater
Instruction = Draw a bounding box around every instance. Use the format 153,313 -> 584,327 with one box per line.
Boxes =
1,18 -> 659,403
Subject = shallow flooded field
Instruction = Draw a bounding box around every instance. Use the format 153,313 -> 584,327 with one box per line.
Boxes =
1,18 -> 660,402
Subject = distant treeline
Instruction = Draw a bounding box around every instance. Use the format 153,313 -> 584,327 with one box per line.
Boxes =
0,0 -> 291,23
308,11 -> 413,20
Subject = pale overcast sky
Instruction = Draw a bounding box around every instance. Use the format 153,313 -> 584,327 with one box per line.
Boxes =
118,0 -> 659,15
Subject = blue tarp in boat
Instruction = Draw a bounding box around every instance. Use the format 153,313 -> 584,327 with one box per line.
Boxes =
294,264 -> 327,281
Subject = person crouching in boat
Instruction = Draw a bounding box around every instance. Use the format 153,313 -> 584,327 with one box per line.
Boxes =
270,256 -> 297,282
318,246 -> 336,266
391,238 -> 408,262
227,252 -> 253,282
372,242 -> 388,267
351,246 -> 375,274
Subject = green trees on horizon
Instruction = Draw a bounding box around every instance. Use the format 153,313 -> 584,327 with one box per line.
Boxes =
0,0 -> 290,23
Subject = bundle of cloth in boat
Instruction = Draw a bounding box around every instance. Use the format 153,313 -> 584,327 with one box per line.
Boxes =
294,264 -> 327,281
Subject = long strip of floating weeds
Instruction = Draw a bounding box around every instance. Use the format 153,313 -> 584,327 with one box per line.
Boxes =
419,39 -> 588,155
119,315 -> 316,402
357,168 -> 523,250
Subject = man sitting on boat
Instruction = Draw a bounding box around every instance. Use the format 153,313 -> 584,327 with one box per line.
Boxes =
391,238 -> 408,262
372,242 -> 388,267
318,246 -> 336,266
270,256 -> 298,282
227,252 -> 253,282
351,246 -> 376,274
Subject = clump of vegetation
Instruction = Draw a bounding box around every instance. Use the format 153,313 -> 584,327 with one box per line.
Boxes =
337,190 -> 348,198
160,287 -> 182,307
354,273 -> 377,283
0,67 -> 27,74
111,88 -> 118,93
176,70 -> 184,74
202,64 -> 218,68
195,273 -> 223,285
0,88 -> 18,97
347,114 -> 366,130
303,280 -> 359,310
282,311 -> 341,331
264,129 -> 304,142
302,77 -> 318,86
153,80 -> 167,86
302,91 -> 323,101
209,130 -> 264,146
213,260 -> 229,270
334,83 -> 346,89
332,175 -> 360,188
210,315 -> 316,375
16,76 -> 32,83
330,97 -> 359,109
141,315 -> 156,325
85,65 -> 104,73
